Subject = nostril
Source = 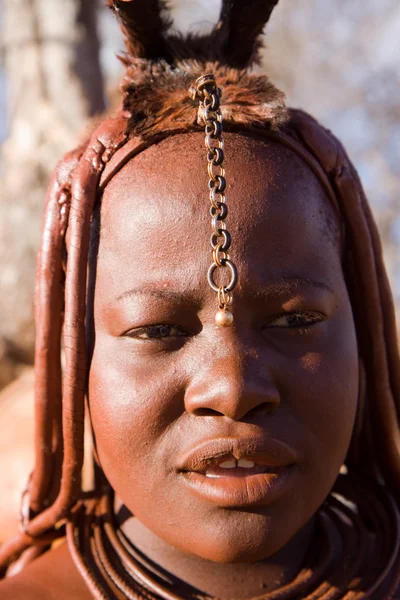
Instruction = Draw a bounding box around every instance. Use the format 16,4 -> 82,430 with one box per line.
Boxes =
244,402 -> 277,419
191,402 -> 277,419
192,407 -> 225,417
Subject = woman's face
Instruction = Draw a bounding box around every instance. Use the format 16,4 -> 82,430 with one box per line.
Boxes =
89,132 -> 358,563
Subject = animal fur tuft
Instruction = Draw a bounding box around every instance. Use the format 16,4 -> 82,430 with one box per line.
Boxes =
122,60 -> 288,140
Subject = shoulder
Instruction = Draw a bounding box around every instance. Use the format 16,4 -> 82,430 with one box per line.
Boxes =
0,541 -> 91,600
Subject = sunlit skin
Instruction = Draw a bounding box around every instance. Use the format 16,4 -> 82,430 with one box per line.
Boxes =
88,133 -> 359,598
0,132 -> 359,600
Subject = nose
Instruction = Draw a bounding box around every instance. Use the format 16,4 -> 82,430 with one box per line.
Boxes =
184,336 -> 280,421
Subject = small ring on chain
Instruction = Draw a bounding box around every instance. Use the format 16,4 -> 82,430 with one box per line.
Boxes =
205,120 -> 222,138
213,244 -> 229,268
210,188 -> 225,206
210,202 -> 228,220
208,175 -> 226,193
211,214 -> 226,233
208,260 -> 238,293
188,74 -> 215,99
208,161 -> 225,182
218,287 -> 233,309
205,135 -> 224,153
210,229 -> 231,252
208,147 -> 224,166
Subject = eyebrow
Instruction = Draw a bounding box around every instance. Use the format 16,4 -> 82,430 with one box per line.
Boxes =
116,287 -> 197,304
252,277 -> 335,300
115,277 -> 334,305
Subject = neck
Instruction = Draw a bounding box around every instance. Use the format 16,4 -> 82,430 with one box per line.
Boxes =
115,500 -> 315,600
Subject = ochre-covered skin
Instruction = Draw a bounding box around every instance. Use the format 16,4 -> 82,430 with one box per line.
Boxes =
0,133 -> 359,598
90,133 -> 358,596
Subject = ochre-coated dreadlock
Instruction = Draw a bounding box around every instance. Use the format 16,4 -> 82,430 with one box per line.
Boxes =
1,1 -> 400,598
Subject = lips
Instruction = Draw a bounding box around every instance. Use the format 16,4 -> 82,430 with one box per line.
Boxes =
177,437 -> 297,507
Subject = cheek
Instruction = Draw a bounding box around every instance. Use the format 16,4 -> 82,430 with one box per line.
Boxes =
88,337 -> 185,499
286,312 -> 359,486
295,354 -> 358,464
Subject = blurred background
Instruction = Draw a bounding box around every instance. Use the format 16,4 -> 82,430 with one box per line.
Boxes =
0,0 -> 399,540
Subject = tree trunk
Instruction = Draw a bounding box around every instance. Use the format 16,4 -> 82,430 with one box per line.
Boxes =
0,0 -> 105,388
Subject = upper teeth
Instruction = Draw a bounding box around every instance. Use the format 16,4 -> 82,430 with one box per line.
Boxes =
219,459 -> 236,469
219,459 -> 255,469
238,459 -> 255,468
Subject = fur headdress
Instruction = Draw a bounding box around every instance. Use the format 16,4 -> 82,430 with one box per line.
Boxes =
107,0 -> 287,139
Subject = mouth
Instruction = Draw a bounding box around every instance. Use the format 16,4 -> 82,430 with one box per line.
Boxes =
177,437 -> 297,508
189,457 -> 281,478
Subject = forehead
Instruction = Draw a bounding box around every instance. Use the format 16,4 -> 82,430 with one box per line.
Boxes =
98,132 -> 341,298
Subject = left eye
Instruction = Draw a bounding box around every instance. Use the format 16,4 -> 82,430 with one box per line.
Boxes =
125,324 -> 188,340
265,312 -> 324,329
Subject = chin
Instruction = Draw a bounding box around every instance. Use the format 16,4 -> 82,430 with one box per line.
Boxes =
171,511 -> 293,564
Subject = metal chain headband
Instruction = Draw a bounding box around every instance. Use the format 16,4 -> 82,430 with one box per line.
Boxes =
189,75 -> 238,327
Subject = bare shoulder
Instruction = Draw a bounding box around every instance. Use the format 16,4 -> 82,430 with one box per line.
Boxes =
0,541 -> 91,600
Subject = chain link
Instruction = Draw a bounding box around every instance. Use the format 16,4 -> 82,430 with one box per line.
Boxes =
189,74 -> 238,322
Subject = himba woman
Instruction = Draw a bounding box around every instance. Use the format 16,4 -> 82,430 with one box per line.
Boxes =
1,0 -> 400,598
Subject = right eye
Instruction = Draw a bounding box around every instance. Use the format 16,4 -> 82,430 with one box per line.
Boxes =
124,324 -> 189,341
